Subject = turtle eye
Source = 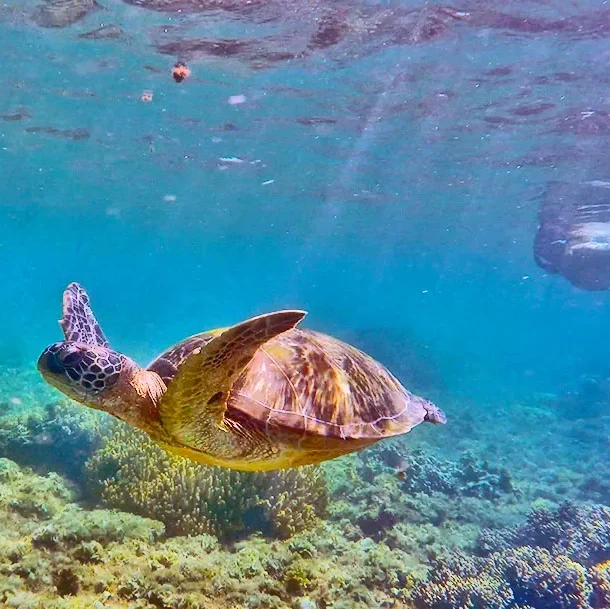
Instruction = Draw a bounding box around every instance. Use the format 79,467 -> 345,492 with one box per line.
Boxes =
44,349 -> 66,375
61,350 -> 84,368
39,343 -> 85,375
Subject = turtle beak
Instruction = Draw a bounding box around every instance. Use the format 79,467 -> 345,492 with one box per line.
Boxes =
38,347 -> 62,375
38,343 -> 63,375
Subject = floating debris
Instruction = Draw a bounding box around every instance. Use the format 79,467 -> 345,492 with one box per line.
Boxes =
219,156 -> 244,164
228,94 -> 247,105
172,60 -> 191,83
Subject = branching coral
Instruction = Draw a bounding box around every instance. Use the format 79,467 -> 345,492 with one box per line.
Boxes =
359,444 -> 514,499
412,547 -> 592,609
412,567 -> 514,609
412,503 -> 610,609
477,502 -> 610,567
84,424 -> 328,539
590,561 -> 610,608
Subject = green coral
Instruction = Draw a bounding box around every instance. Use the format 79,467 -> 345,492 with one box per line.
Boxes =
284,560 -> 314,594
31,507 -> 164,549
0,458 -> 425,609
0,458 -> 75,524
84,424 -> 328,539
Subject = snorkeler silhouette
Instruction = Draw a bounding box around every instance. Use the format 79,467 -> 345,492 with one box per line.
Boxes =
534,180 -> 610,291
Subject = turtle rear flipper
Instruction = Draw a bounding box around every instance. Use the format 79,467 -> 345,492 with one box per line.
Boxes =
59,282 -> 109,347
159,310 -> 306,444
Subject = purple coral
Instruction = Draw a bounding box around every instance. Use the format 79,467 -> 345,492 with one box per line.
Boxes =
477,502 -> 610,567
412,547 -> 593,609
413,503 -> 610,609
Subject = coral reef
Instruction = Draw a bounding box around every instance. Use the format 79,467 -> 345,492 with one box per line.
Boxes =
84,424 -> 328,539
0,458 -> 424,609
1,366 -> 608,609
476,502 -> 610,567
0,458 -> 75,526
360,443 -> 514,499
327,439 -> 519,546
411,502 -> 610,609
548,375 -> 610,421
31,506 -> 164,549
0,400 -> 102,481
412,546 -> 594,609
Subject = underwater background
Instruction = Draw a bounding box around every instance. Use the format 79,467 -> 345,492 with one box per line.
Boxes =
2,0 -> 610,607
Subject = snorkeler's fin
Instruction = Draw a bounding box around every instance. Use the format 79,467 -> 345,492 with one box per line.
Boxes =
59,282 -> 110,347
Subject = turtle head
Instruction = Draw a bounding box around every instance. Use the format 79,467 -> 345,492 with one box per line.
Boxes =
38,283 -> 168,435
38,340 -> 167,435
37,341 -> 127,406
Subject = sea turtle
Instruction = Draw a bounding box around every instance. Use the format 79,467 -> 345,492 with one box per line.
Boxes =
37,282 -> 445,471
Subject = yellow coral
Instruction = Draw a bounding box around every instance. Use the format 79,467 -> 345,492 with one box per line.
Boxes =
591,560 -> 610,607
84,423 -> 327,539
284,560 -> 314,594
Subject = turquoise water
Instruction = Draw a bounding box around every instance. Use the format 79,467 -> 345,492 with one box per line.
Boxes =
2,2 -> 610,608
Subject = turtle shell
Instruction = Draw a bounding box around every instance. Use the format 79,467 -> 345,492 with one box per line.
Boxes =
149,327 -> 440,441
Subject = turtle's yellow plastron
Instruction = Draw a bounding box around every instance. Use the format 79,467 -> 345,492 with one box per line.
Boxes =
37,283 -> 446,471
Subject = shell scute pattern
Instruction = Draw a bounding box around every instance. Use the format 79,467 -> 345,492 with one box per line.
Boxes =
230,329 -> 427,440
149,326 -> 427,443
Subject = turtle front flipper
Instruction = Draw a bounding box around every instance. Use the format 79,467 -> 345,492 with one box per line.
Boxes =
158,310 -> 306,447
59,282 -> 109,347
